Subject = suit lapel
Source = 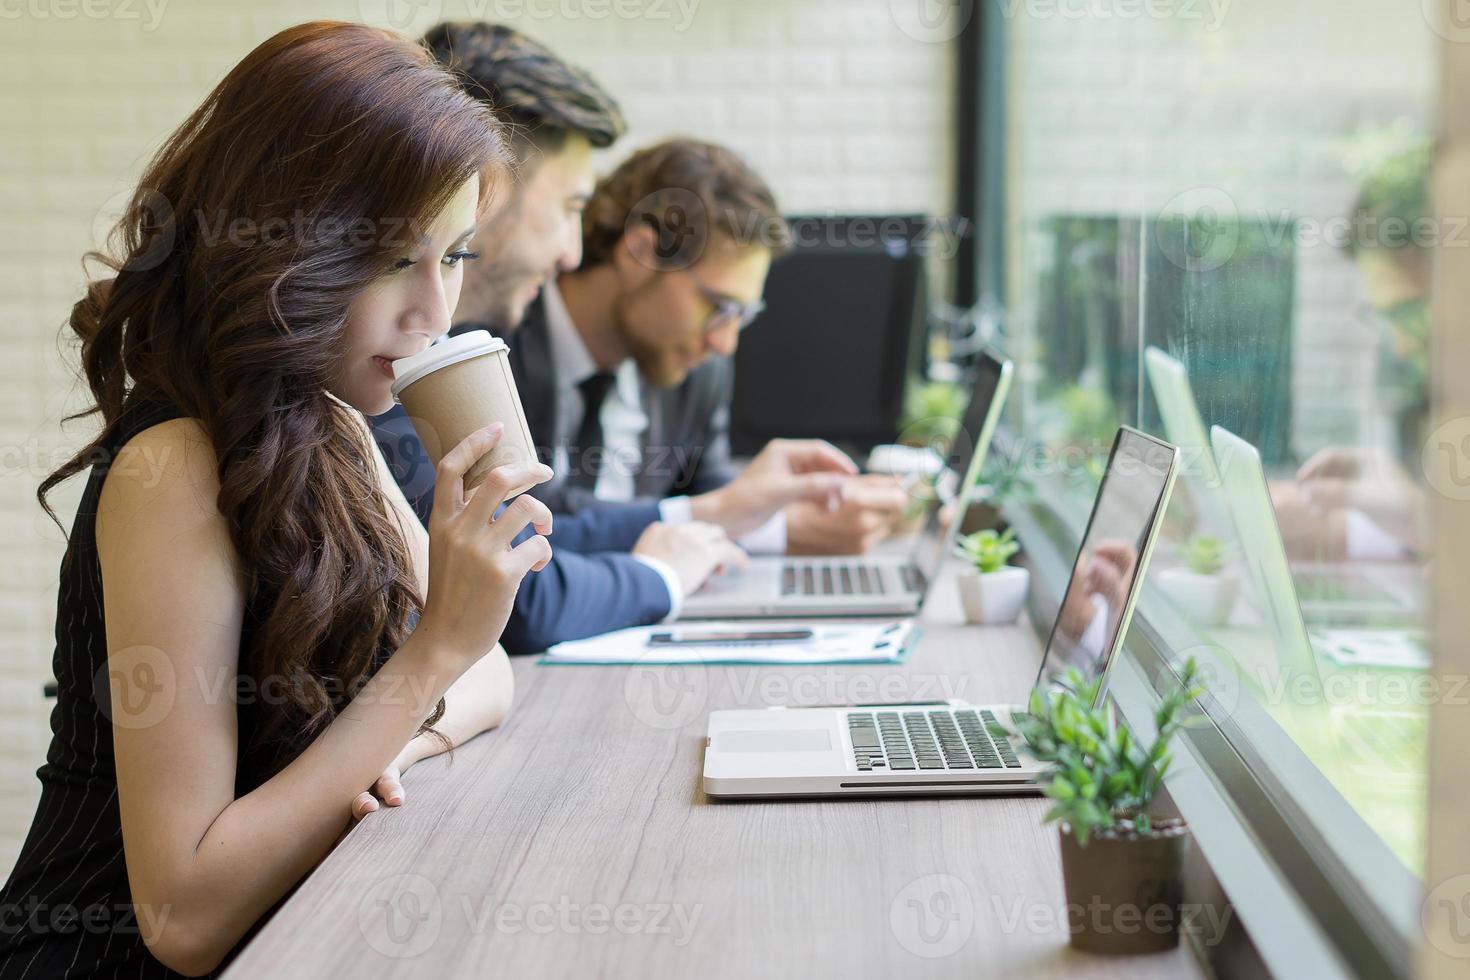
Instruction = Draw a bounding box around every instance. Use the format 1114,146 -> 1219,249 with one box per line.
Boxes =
638,375 -> 665,500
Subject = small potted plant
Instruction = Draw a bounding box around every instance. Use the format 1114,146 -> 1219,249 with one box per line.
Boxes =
953,528 -> 1028,624
1157,534 -> 1238,627
1003,660 -> 1204,955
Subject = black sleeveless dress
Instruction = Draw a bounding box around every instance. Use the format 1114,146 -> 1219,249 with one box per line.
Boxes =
0,397 -> 389,978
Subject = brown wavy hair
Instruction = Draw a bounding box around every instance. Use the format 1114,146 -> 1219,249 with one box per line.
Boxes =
40,21 -> 510,776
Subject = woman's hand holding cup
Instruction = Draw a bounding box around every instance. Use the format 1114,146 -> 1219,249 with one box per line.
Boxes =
416,423 -> 554,666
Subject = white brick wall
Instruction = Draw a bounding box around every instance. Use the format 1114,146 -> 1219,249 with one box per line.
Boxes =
1004,1 -> 1434,457
0,1 -> 953,869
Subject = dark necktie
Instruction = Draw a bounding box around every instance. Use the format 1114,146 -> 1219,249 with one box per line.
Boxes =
569,372 -> 616,490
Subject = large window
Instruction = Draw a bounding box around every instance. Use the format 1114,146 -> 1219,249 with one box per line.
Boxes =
975,1 -> 1436,971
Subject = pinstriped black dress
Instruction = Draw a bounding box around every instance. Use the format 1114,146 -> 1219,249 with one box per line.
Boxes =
0,396 -> 369,978
0,397 -> 199,979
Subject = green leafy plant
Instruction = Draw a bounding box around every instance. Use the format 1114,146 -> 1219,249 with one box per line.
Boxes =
1002,659 -> 1204,846
973,455 -> 1034,507
900,380 -> 967,448
1056,384 -> 1118,447
954,527 -> 1019,574
1183,535 -> 1226,576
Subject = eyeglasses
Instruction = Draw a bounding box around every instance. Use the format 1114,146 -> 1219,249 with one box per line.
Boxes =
685,270 -> 766,334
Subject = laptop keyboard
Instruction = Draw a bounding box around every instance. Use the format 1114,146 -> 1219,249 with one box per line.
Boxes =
846,709 -> 1022,772
781,562 -> 923,597
782,562 -> 885,596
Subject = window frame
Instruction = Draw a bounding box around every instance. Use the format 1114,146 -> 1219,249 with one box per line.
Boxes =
1003,479 -> 1414,978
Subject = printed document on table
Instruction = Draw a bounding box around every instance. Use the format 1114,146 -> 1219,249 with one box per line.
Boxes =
539,621 -> 917,666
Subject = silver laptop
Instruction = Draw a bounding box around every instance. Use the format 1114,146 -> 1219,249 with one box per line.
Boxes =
1143,346 -> 1233,539
703,427 -> 1180,798
680,350 -> 1013,620
1210,426 -> 1428,675
1145,346 -> 1420,624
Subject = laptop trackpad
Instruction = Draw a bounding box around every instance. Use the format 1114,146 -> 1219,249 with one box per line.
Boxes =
715,730 -> 832,753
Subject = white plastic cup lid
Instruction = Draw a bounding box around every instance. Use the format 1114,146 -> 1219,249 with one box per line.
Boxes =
390,330 -> 508,399
866,443 -> 944,477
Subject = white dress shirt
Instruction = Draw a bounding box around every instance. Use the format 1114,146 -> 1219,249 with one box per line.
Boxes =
541,279 -> 789,617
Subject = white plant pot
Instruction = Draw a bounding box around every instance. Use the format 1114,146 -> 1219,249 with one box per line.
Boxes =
956,566 -> 1030,625
1157,567 -> 1239,627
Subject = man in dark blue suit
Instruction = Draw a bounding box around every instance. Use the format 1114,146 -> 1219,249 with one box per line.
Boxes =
371,24 -> 852,653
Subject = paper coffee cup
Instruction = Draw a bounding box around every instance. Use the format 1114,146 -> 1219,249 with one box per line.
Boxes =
390,331 -> 540,498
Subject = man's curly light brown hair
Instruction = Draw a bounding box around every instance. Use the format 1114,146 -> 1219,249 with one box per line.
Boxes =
582,139 -> 791,271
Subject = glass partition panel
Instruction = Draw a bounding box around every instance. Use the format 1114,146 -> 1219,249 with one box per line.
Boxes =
990,0 -> 1436,938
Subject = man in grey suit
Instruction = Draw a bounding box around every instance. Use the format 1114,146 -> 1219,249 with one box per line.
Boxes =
486,289 -> 738,512
494,138 -> 910,558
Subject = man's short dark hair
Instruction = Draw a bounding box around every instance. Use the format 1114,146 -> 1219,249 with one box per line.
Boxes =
421,22 -> 625,160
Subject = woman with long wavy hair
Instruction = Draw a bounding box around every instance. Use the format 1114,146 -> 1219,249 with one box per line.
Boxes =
0,21 -> 554,978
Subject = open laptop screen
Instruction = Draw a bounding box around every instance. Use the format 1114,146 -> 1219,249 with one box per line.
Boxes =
906,351 -> 1013,585
1033,428 -> 1179,697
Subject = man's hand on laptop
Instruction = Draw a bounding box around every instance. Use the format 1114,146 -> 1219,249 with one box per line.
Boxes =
634,522 -> 749,596
690,439 -> 856,539
1268,479 -> 1348,561
785,475 -> 909,555
1295,446 -> 1422,554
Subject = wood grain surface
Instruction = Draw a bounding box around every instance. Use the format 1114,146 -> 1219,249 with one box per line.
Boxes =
224,561 -> 1204,979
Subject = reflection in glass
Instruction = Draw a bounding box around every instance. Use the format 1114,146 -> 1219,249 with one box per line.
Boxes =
995,2 -> 1434,884
1037,429 -> 1176,686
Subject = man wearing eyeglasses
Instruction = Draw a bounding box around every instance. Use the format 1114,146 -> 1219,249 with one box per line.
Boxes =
373,33 -> 879,654
510,138 -> 909,557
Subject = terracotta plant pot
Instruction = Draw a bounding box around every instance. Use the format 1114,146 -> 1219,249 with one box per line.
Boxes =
1058,820 -> 1188,955
955,566 -> 1029,625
